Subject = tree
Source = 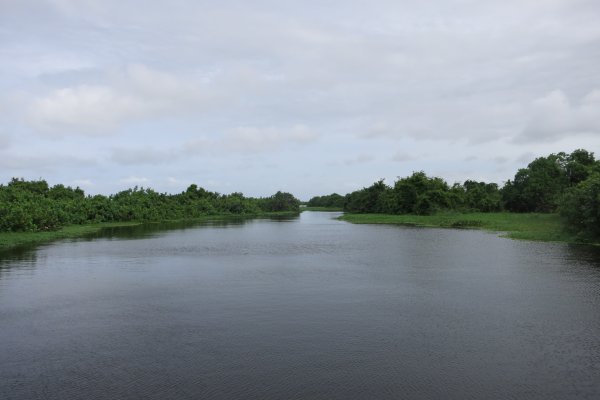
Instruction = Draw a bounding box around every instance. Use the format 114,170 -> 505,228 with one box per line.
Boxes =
502,154 -> 568,212
560,172 -> 600,240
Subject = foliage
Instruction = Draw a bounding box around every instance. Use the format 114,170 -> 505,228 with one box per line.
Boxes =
332,148 -> 600,241
307,193 -> 345,208
0,179 -> 300,233
342,173 -> 501,215
559,172 -> 600,240
259,191 -> 301,212
501,149 -> 599,212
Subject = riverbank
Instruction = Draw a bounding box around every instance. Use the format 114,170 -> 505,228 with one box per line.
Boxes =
338,212 -> 592,244
0,212 -> 299,252
301,206 -> 343,212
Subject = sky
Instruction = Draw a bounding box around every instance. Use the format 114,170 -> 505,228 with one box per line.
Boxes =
1,0 -> 599,200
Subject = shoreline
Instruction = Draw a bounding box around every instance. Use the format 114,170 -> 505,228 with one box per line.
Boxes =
0,211 -> 299,253
338,212 -> 598,245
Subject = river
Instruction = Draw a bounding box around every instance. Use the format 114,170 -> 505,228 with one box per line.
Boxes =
1,211 -> 599,399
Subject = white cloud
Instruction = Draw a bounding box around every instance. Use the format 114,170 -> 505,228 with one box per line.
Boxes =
225,124 -> 318,152
391,152 -> 416,163
72,179 -> 94,187
29,85 -> 143,133
118,176 -> 149,185
0,153 -> 95,170
111,147 -> 174,165
344,154 -> 375,166
27,64 -> 210,134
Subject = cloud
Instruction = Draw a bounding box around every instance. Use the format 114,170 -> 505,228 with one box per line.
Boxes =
3,0 -> 600,196
72,179 -> 94,187
182,124 -> 318,156
118,176 -> 149,185
28,85 -> 143,133
343,154 -> 375,166
27,64 -> 210,134
0,131 -> 11,149
517,89 -> 600,142
166,177 -> 190,188
111,146 -> 175,165
516,152 -> 536,165
224,124 -> 317,152
391,152 -> 416,162
0,153 -> 95,170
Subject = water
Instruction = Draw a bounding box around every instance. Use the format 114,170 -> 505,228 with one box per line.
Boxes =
1,212 -> 600,399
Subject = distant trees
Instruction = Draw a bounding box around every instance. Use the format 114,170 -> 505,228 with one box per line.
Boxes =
4,148 -> 600,241
342,172 -> 501,215
259,191 -> 301,212
324,148 -> 600,241
306,193 -> 345,208
0,180 -> 300,233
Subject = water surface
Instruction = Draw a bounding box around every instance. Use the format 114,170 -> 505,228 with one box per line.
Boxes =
1,212 -> 600,399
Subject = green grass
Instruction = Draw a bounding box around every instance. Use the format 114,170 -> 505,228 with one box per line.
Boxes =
339,212 -> 587,244
0,211 -> 300,252
301,206 -> 344,212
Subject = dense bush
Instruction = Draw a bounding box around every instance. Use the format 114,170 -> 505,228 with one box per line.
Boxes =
559,173 -> 600,240
0,178 -> 300,232
306,193 -> 345,208
501,149 -> 599,212
342,173 -> 501,215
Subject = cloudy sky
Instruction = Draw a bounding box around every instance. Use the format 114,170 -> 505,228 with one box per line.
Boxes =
1,0 -> 599,199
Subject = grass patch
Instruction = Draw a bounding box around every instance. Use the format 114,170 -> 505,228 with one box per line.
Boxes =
339,212 -> 586,244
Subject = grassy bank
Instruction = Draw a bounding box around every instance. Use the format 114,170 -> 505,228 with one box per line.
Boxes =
338,212 -> 586,244
0,211 -> 299,252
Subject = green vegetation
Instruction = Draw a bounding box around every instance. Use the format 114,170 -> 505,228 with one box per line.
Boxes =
309,149 -> 600,243
3,148 -> 600,249
0,179 -> 301,250
339,212 -> 578,243
306,193 -> 345,209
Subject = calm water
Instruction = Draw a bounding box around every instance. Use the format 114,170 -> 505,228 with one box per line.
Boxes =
1,212 -> 600,399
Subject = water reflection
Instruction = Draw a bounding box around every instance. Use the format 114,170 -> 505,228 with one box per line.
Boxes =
1,212 -> 599,400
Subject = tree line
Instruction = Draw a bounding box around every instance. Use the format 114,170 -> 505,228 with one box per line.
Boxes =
308,149 -> 600,240
0,180 -> 300,233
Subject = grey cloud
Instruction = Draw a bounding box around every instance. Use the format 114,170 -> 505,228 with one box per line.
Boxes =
343,154 -> 375,166
0,132 -> 11,149
517,89 -> 600,143
118,176 -> 150,185
183,125 -> 318,156
110,124 -> 318,167
0,152 -> 96,170
516,152 -> 536,165
391,152 -> 416,163
2,0 -> 600,195
111,146 -> 175,165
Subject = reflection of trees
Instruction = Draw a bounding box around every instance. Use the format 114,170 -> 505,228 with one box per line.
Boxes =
77,214 -> 300,242
565,244 -> 600,269
0,247 -> 39,280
